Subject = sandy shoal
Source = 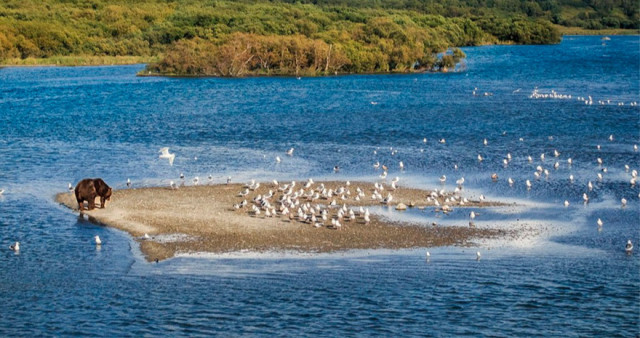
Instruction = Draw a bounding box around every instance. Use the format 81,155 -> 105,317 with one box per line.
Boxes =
56,181 -> 508,261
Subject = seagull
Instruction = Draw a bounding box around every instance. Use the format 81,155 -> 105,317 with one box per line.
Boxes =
439,175 -> 446,183
608,134 -> 614,141
333,166 -> 340,173
380,171 -> 387,179
470,211 -> 476,219
626,240 -> 633,253
567,158 -> 573,165
143,233 -> 152,240
68,183 -> 74,193
276,156 -> 281,163
564,200 -> 569,207
583,193 -> 589,203
540,153 -> 545,161
477,154 -> 484,162
634,144 -> 638,152
94,235 -> 102,245
491,173 -> 498,181
621,198 -> 627,207
286,148 -> 294,156
373,162 -> 380,169
9,242 -> 19,251
456,177 -> 465,186
159,147 -> 175,165
597,158 -> 603,165
426,251 -> 430,259
126,178 -> 131,188
554,149 -> 560,157
423,138 -> 427,143
596,218 -> 603,227
476,251 -> 481,260
483,138 -> 488,146
227,177 -> 231,184
169,181 -> 176,189
527,155 -> 533,163
526,180 -> 532,189
399,161 -> 404,169
569,174 -> 574,182
193,177 -> 199,186
439,138 -> 446,144
179,173 -> 185,180
508,177 -> 514,186
208,175 -> 213,183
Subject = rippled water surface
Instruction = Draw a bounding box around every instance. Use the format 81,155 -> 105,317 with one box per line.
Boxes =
0,36 -> 639,335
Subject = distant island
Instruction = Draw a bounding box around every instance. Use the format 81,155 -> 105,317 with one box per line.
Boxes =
0,0 -> 637,76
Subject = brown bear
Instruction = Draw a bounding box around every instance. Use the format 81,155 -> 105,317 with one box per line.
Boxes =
75,178 -> 112,210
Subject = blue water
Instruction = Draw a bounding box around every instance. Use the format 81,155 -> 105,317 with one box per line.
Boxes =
1,35 -> 639,335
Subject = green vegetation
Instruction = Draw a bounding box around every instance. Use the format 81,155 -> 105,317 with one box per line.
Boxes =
0,0 -> 636,76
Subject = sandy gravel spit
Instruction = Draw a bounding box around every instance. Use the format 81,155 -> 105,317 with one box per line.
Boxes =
56,181 -> 510,261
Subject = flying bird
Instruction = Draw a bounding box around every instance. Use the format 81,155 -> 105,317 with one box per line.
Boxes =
159,147 -> 175,165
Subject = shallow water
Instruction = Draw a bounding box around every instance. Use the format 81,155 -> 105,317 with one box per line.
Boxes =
0,36 -> 639,335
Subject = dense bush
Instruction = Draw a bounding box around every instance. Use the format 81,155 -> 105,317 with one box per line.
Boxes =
0,0 -> 634,75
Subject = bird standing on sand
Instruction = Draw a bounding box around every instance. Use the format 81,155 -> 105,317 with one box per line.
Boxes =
94,235 -> 102,245
9,242 -> 19,251
127,178 -> 131,188
159,147 -> 175,165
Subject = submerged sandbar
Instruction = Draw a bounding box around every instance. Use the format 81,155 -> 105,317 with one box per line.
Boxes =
56,181 -> 508,261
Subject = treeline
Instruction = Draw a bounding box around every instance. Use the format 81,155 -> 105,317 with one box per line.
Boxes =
146,32 -> 466,76
281,0 -> 639,29
0,0 -> 627,76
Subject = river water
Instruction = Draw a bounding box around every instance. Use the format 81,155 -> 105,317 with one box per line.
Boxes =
0,35 -> 638,335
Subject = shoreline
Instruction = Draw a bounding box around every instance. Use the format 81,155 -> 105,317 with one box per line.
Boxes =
2,32 -> 636,70
56,181 -> 510,262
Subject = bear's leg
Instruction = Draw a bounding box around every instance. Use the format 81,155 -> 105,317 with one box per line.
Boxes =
88,195 -> 96,210
100,196 -> 105,208
77,200 -> 84,211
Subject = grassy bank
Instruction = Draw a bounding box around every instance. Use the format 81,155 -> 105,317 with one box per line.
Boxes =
2,55 -> 159,67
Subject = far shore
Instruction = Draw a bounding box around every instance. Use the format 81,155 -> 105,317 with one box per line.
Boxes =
56,181 -> 510,261
3,30 -> 637,70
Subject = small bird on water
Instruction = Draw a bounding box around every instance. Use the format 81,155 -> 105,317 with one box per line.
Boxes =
625,240 -> 633,253
94,235 -> 102,245
10,242 -> 19,252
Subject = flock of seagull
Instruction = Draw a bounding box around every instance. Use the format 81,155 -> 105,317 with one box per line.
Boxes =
529,88 -> 639,106
10,132 -> 637,257
147,129 -> 638,258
